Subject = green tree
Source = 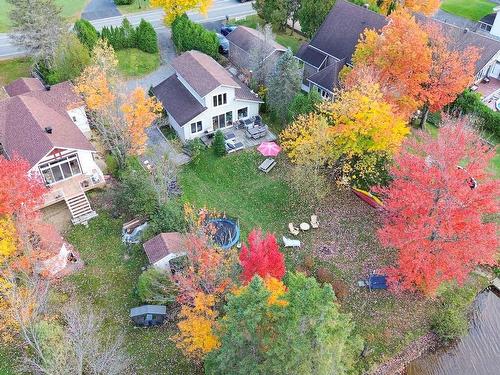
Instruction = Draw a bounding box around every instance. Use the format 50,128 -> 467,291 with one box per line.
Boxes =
297,0 -> 336,38
74,19 -> 99,51
287,89 -> 321,121
206,274 -> 363,375
148,200 -> 188,236
253,0 -> 288,30
212,131 -> 226,157
49,33 -> 90,84
136,19 -> 158,53
171,14 -> 218,58
137,267 -> 178,304
267,49 -> 302,123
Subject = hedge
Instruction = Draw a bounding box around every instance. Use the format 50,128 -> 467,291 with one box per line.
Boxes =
113,0 -> 133,4
99,18 -> 158,54
171,14 -> 219,58
74,19 -> 99,51
136,19 -> 158,54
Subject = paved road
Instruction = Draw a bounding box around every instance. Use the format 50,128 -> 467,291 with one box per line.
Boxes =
0,0 -> 255,59
81,0 -> 120,21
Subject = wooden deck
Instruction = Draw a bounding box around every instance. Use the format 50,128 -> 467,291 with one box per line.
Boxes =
42,173 -> 105,208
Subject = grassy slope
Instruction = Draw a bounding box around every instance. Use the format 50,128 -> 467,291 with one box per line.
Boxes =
234,15 -> 308,54
116,48 -> 160,77
0,0 -> 88,32
64,213 -> 198,374
440,0 -> 496,21
0,57 -> 31,87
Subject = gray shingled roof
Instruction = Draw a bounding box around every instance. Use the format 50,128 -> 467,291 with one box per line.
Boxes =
130,305 -> 167,317
232,74 -> 263,103
296,43 -> 328,68
152,75 -> 207,126
0,80 -> 94,167
307,58 -> 346,93
226,26 -> 286,56
171,51 -> 239,97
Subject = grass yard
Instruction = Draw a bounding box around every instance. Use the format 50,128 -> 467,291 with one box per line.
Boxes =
118,0 -> 154,14
0,57 -> 31,87
0,0 -> 88,32
116,48 -> 160,77
233,15 -> 309,54
63,213 -> 199,374
440,0 -> 496,21
0,346 -> 18,374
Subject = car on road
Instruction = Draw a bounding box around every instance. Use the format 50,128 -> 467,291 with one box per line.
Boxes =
221,24 -> 238,36
216,33 -> 230,54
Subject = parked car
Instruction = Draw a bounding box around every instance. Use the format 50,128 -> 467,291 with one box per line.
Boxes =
216,33 -> 229,54
220,24 -> 237,36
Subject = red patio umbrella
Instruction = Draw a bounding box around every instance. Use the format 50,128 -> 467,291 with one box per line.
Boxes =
257,141 -> 281,157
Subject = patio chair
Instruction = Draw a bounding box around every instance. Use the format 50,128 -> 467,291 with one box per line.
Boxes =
288,223 -> 299,236
310,215 -> 319,229
283,236 -> 301,248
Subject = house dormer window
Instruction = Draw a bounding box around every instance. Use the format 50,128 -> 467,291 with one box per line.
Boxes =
213,93 -> 227,107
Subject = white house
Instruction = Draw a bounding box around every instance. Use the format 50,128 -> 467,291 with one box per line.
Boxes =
152,51 -> 263,142
0,78 -> 105,224
143,232 -> 187,274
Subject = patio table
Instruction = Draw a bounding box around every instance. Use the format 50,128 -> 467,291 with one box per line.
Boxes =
300,222 -> 311,231
246,125 -> 267,139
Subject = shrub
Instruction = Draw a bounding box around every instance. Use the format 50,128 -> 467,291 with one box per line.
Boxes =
288,90 -> 322,121
171,14 -> 219,58
48,34 -> 90,83
212,130 -> 226,156
136,19 -> 158,53
315,267 -> 335,285
121,18 -> 137,49
74,19 -> 99,51
331,279 -> 349,301
430,283 -> 478,342
113,0 -> 133,4
302,254 -> 315,271
137,268 -> 177,305
105,154 -> 119,177
148,200 -> 187,237
184,138 -> 205,164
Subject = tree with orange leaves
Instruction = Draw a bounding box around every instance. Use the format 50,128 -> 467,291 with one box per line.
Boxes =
151,0 -> 214,24
348,9 -> 431,119
378,0 -> 439,15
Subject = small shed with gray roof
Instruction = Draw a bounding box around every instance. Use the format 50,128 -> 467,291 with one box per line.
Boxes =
130,305 -> 167,327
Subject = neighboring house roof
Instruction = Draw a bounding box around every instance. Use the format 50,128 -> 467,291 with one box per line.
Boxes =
130,305 -> 167,317
307,0 -> 387,64
153,75 -> 207,126
4,77 -> 45,96
143,232 -> 186,264
226,26 -> 286,57
307,58 -> 347,93
0,79 -> 94,168
171,50 -> 239,97
233,74 -> 263,103
480,13 -> 496,27
296,43 -> 327,68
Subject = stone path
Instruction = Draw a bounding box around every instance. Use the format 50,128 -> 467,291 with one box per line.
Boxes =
82,0 -> 120,21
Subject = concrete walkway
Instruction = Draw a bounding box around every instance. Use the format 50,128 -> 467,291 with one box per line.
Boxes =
82,0 -> 120,21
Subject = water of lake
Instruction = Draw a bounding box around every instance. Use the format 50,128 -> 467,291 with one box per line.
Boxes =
406,289 -> 500,375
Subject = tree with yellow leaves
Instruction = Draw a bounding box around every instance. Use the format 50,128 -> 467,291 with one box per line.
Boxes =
151,0 -> 214,24
174,292 -> 220,361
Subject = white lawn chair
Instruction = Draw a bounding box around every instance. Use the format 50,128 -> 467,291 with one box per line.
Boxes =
310,215 -> 319,229
283,236 -> 301,248
288,223 -> 299,236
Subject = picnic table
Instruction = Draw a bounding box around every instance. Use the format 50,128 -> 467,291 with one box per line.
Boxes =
246,125 -> 267,139
258,158 -> 276,173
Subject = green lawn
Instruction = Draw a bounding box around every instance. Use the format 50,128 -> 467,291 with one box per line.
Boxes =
0,345 -> 18,375
234,15 -> 309,54
440,0 -> 496,21
64,213 -> 199,374
0,0 -> 88,32
116,48 -> 160,77
118,0 -> 155,14
0,57 -> 31,87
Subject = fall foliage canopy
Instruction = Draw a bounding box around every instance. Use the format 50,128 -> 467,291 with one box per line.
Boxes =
377,117 -> 498,295
151,0 -> 214,24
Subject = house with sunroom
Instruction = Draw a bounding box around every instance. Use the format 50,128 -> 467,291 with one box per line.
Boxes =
152,50 -> 263,142
0,78 -> 105,225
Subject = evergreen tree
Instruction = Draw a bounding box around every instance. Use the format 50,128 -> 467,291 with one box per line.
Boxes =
74,19 -> 99,51
212,131 -> 226,157
297,0 -> 336,38
49,34 -> 90,84
136,19 -> 158,53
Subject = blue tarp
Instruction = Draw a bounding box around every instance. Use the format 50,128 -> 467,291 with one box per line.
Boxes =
368,275 -> 388,290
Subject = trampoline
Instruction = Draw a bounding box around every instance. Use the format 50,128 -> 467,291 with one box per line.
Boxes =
207,218 -> 240,250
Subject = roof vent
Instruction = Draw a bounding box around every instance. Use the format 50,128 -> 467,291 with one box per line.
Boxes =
44,84 -> 51,91
464,28 -> 469,33
45,126 -> 53,134
364,3 -> 369,8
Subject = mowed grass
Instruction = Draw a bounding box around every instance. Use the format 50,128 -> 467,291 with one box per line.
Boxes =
0,0 -> 88,32
0,57 -> 31,87
180,150 -> 298,238
441,0 -> 496,21
64,213 -> 198,374
116,48 -> 160,77
118,0 -> 154,14
234,15 -> 308,54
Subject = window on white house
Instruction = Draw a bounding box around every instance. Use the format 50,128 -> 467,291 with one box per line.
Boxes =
190,121 -> 202,133
213,93 -> 227,107
39,154 -> 82,185
237,107 -> 248,119
72,116 -> 77,122
319,88 -> 331,99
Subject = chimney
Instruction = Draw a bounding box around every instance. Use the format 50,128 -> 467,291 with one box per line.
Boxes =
45,126 -> 53,134
44,84 -> 51,91
491,6 -> 500,38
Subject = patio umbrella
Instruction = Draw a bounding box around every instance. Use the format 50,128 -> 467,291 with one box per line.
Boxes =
257,141 -> 281,157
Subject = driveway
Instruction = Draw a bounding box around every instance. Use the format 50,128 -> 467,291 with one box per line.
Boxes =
82,0 -> 120,21
143,127 -> 191,167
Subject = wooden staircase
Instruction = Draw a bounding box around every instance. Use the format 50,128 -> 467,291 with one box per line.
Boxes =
65,193 -> 98,225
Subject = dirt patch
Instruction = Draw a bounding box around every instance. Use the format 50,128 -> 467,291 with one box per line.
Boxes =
41,201 -> 72,233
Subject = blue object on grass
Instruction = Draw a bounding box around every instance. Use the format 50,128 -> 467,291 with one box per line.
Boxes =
207,218 -> 240,250
368,275 -> 388,290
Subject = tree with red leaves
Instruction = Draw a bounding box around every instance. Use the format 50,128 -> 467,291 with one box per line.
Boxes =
239,229 -> 286,283
377,117 -> 498,295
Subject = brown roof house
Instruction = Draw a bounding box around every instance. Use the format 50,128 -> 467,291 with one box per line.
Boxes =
296,0 -> 500,99
0,78 -> 105,225
152,51 -> 262,142
225,26 -> 287,74
143,232 -> 187,273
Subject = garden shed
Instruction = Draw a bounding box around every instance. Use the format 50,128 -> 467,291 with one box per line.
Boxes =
130,305 -> 167,327
142,232 -> 187,273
